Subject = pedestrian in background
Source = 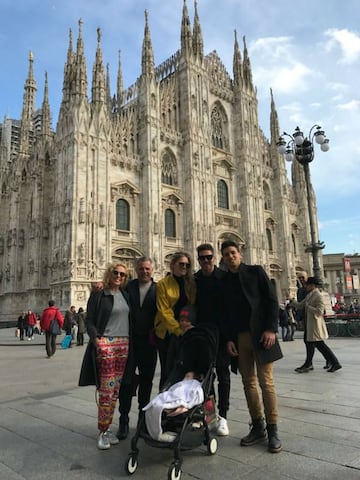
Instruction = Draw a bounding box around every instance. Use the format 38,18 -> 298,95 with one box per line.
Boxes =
40,300 -> 64,358
17,311 -> 26,341
64,306 -> 76,347
291,277 -> 342,373
76,307 -> 86,346
25,309 -> 37,340
279,304 -> 290,342
286,304 -> 297,341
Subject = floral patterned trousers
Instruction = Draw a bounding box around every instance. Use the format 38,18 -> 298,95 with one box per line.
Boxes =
96,336 -> 129,432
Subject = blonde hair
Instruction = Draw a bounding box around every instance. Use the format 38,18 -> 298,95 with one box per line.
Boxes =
103,262 -> 129,289
170,251 -> 196,296
170,252 -> 193,278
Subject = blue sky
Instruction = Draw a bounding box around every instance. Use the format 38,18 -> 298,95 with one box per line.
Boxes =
0,0 -> 359,255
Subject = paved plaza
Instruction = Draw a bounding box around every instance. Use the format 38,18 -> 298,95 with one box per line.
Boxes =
0,328 -> 360,480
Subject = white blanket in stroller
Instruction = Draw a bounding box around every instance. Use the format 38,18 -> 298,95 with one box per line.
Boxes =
143,379 -> 204,442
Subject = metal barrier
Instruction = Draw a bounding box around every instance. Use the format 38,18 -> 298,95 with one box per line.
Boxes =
325,314 -> 360,338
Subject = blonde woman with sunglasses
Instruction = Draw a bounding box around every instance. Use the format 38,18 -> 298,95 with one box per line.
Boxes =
79,262 -> 130,450
154,252 -> 196,389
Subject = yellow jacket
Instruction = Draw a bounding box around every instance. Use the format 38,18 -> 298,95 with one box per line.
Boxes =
155,274 -> 196,339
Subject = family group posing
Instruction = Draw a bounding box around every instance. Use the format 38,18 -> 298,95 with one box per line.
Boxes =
79,240 -> 284,454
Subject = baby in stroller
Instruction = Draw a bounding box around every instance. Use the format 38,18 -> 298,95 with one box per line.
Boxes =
143,305 -> 215,442
125,305 -> 219,478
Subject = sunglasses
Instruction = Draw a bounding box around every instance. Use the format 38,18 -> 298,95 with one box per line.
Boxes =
178,262 -> 191,268
112,270 -> 126,277
198,254 -> 213,261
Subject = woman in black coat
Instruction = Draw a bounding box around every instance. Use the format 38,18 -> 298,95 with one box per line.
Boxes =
79,262 -> 130,451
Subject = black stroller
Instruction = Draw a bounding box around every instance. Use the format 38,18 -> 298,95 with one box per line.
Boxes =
124,324 -> 219,480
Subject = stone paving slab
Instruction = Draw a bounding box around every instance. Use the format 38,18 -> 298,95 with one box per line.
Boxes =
1,328 -> 360,479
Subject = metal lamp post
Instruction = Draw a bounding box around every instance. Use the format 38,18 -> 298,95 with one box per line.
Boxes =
276,125 -> 330,286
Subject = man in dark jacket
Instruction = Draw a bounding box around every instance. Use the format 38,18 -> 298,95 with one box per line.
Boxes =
194,243 -> 230,436
117,256 -> 157,440
221,240 -> 282,453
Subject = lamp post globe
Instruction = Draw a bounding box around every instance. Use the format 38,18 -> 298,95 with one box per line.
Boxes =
276,125 -> 330,287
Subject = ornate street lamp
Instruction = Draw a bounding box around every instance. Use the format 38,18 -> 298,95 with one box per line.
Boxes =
276,125 -> 330,286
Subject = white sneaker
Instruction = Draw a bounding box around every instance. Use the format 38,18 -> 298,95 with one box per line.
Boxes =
106,429 -> 119,445
215,416 -> 229,436
97,431 -> 111,450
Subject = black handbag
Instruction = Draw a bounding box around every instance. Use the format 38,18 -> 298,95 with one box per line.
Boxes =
50,318 -> 61,336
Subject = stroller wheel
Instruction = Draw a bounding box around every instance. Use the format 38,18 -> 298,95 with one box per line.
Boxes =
125,454 -> 138,475
207,436 -> 218,455
168,463 -> 182,480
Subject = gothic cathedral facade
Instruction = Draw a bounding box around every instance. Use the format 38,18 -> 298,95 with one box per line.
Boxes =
0,3 -> 321,320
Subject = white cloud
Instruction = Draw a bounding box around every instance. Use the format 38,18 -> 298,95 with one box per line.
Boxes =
251,36 -> 293,59
250,36 -> 316,95
336,99 -> 360,111
324,28 -> 360,64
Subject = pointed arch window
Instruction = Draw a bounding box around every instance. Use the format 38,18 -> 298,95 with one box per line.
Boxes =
217,180 -> 229,209
165,209 -> 176,238
211,103 -> 229,150
263,181 -> 272,210
161,150 -> 178,186
266,228 -> 273,253
116,199 -> 130,231
292,233 -> 297,254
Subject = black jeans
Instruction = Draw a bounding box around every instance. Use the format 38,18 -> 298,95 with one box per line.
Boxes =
77,332 -> 84,345
45,332 -> 57,357
118,335 -> 158,415
215,343 -> 231,418
155,334 -> 171,390
19,327 -> 25,340
305,340 -> 339,367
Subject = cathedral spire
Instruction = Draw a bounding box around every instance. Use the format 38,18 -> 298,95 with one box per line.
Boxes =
141,10 -> 155,77
74,19 -> 88,98
40,71 -> 51,136
105,63 -> 113,112
192,0 -> 203,61
21,51 -> 37,123
181,0 -> 192,56
233,30 -> 242,87
243,36 -> 254,90
61,28 -> 75,106
0,114 -> 9,166
91,27 -> 105,105
20,51 -> 37,154
117,50 -> 123,111
270,88 -> 280,145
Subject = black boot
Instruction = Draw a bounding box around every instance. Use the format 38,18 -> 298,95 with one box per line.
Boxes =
266,424 -> 282,453
294,363 -> 314,373
240,417 -> 266,446
116,414 -> 129,440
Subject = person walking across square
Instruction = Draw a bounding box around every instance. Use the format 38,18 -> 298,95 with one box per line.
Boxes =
40,300 -> 64,358
291,277 -> 342,373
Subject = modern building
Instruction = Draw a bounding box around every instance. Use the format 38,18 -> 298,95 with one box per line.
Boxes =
323,253 -> 360,308
0,2 -> 322,321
